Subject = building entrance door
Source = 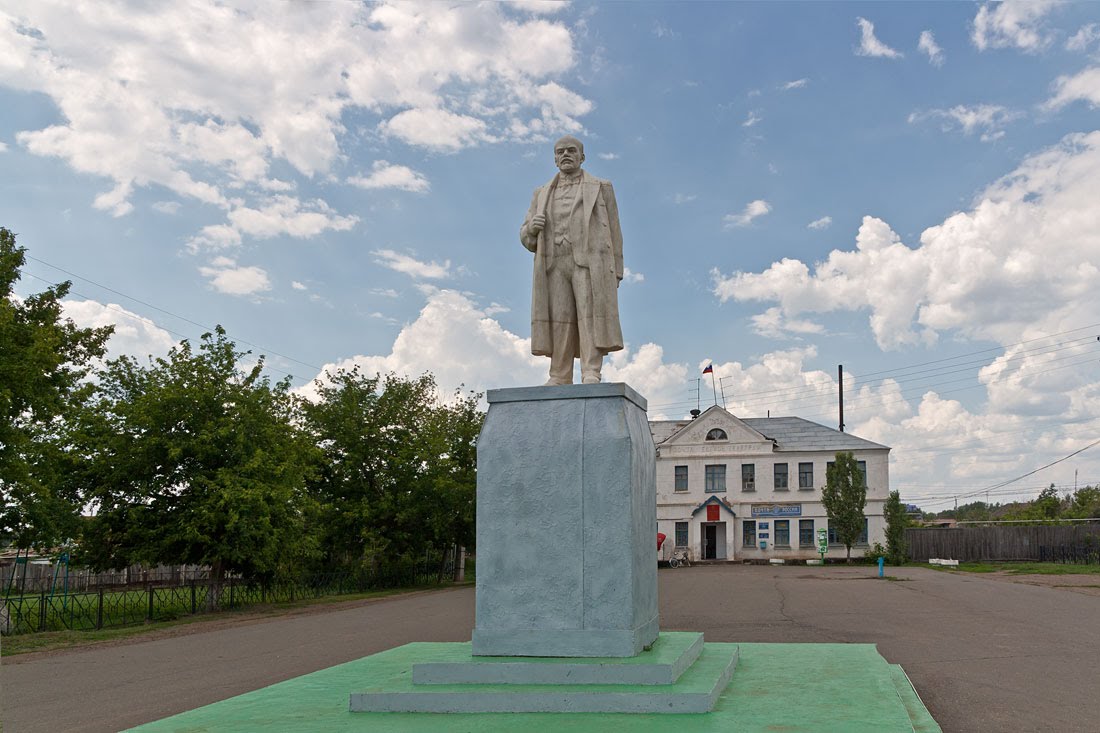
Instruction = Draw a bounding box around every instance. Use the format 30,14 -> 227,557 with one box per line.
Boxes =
704,524 -> 717,560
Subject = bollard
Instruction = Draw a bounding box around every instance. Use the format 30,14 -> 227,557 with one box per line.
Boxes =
878,556 -> 884,578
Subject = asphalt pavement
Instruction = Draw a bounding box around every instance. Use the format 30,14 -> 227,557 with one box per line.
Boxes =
3,565 -> 1098,732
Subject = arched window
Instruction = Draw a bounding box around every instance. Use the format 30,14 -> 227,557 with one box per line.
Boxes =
705,428 -> 728,441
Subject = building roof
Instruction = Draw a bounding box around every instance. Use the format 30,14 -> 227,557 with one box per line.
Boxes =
650,411 -> 888,453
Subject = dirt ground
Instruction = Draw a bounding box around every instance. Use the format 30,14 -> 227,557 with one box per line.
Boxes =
4,565 -> 1099,733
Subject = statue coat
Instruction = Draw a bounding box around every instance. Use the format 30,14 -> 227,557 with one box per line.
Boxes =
520,171 -> 624,358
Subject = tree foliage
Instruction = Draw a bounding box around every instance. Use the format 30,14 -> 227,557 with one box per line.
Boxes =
77,328 -> 318,581
301,368 -> 481,574
822,451 -> 867,563
884,490 -> 909,564
0,228 -> 112,549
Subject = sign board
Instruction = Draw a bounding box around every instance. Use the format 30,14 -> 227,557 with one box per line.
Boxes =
751,503 -> 802,517
758,532 -> 769,539
816,528 -> 828,554
706,504 -> 720,522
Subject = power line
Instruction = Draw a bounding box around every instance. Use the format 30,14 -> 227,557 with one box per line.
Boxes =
22,260 -> 323,374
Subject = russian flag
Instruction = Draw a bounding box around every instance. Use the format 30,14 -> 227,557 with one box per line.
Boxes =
702,364 -> 713,375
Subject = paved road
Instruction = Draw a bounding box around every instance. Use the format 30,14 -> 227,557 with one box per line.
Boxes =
3,566 -> 1098,732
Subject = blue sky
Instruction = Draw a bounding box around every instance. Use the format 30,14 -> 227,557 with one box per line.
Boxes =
2,1 -> 1100,511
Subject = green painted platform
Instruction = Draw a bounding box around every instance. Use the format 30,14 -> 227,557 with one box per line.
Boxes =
126,642 -> 940,732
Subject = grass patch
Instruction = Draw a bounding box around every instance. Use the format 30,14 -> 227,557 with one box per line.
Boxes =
1,582 -> 469,658
922,562 -> 1100,575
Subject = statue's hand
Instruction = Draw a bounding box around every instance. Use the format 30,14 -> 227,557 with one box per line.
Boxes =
529,214 -> 546,235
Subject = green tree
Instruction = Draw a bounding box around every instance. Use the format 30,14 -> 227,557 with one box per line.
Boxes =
77,327 -> 317,588
0,228 -> 112,549
883,490 -> 909,565
1065,485 -> 1100,519
301,369 -> 482,574
822,451 -> 867,563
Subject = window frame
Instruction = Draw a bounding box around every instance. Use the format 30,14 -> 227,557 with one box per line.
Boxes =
798,462 -> 813,490
742,520 -> 757,548
774,519 -> 790,547
704,464 -> 727,493
674,465 -> 688,492
674,521 -> 689,548
705,428 -> 728,441
773,462 -> 788,490
741,463 -> 755,492
799,519 -> 815,547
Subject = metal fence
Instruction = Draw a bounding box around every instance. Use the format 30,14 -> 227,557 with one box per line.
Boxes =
2,553 -> 462,636
905,523 -> 1100,563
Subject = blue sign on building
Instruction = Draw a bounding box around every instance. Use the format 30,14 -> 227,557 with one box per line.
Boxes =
751,503 -> 802,518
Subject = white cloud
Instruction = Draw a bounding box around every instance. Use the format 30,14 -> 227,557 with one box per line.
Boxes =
780,79 -> 808,90
3,2 -> 587,241
188,196 -> 358,251
370,287 -> 400,298
597,152 -> 619,160
672,193 -> 697,205
653,21 -> 678,39
622,267 -> 644,284
604,344 -> 687,412
750,307 -> 825,339
972,0 -> 1057,52
742,110 -> 762,127
298,289 -> 544,402
713,130 -> 1100,351
62,299 -> 176,361
291,281 -> 308,291
0,140 -> 7,152
807,216 -> 832,230
198,257 -> 272,296
151,200 -> 181,215
1066,24 -> 1100,52
348,161 -> 430,193
505,1 -> 570,15
1044,66 -> 1100,111
372,249 -> 452,280
908,104 -> 1021,140
918,30 -> 945,66
723,199 -> 771,229
856,17 -> 903,59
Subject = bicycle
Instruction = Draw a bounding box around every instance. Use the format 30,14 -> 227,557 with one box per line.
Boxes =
667,550 -> 691,569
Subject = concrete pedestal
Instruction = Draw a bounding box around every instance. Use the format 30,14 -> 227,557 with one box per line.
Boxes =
471,383 -> 659,658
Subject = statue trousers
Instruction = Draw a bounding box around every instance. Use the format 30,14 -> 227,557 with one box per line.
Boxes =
547,253 -> 603,383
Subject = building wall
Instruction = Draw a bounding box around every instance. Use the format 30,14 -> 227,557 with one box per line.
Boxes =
656,439 -> 889,562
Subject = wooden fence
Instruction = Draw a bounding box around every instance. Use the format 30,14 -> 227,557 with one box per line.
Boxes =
906,524 -> 1100,562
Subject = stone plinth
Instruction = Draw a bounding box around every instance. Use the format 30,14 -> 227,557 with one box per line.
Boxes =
471,383 -> 658,658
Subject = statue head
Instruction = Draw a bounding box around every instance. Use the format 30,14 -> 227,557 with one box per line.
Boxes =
553,135 -> 585,175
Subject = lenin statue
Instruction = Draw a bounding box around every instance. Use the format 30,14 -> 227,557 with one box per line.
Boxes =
520,136 -> 624,386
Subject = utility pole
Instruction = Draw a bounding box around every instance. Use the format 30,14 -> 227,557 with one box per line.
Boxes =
838,364 -> 845,432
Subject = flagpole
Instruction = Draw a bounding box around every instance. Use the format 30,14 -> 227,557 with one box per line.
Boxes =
710,370 -> 718,406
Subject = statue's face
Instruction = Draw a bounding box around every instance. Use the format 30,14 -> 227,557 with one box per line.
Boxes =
554,138 -> 584,174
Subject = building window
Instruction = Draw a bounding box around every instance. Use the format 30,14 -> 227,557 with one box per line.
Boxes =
674,465 -> 688,492
774,463 -> 788,490
799,519 -> 814,547
798,462 -> 813,489
741,464 -> 755,492
857,460 -> 867,487
705,464 -> 726,493
675,521 -> 689,548
705,428 -> 728,441
742,520 -> 756,547
827,519 -> 869,545
774,520 -> 790,547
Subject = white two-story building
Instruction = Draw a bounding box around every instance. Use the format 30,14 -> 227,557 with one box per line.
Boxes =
652,405 -> 890,562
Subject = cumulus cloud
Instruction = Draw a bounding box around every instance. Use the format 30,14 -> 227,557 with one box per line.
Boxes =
723,199 -> 771,229
671,193 -> 697,205
908,104 -> 1021,141
1066,24 -> 1100,52
291,281 -> 308,291
151,201 -> 180,215
1044,67 -> 1100,111
742,110 -> 762,127
856,17 -> 903,59
188,196 -> 358,251
972,0 -> 1057,52
622,267 -> 644,284
750,307 -> 825,339
918,30 -> 945,66
198,257 -> 272,296
348,161 -> 430,193
807,216 -> 832,230
597,152 -> 619,160
372,249 -> 452,280
712,130 -> 1100,351
0,141 -> 8,152
2,2 -> 588,243
780,79 -> 808,90
62,299 -> 177,361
